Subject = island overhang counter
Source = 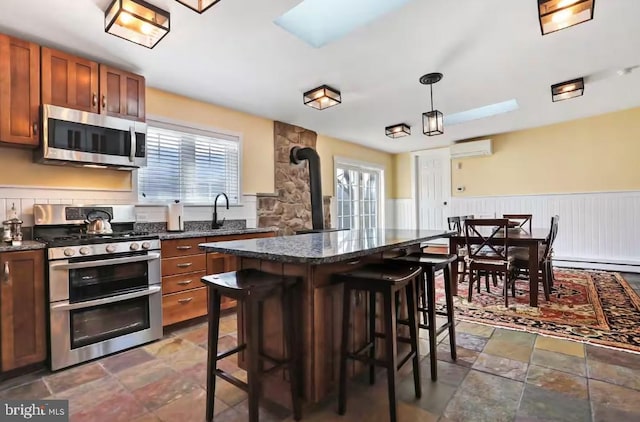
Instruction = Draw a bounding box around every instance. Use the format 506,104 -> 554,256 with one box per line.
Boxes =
200,229 -> 454,407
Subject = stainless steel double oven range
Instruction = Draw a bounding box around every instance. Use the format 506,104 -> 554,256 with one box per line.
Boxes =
34,204 -> 162,371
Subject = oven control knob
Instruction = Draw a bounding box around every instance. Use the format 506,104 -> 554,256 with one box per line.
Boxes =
141,242 -> 151,250
106,244 -> 116,253
63,248 -> 75,257
79,247 -> 90,256
130,243 -> 140,251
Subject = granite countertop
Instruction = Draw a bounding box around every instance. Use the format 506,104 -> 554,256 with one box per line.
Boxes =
158,227 -> 276,240
0,240 -> 47,252
201,229 -> 455,264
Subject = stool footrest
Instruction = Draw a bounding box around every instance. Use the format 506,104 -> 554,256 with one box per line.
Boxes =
373,332 -> 412,345
347,349 -> 417,371
216,345 -> 246,361
216,369 -> 248,392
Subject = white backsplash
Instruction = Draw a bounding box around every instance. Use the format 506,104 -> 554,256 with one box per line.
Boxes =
0,186 -> 257,228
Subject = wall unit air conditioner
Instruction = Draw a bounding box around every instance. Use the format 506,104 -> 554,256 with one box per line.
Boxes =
450,139 -> 492,159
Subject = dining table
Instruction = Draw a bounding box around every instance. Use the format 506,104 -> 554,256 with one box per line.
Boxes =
448,227 -> 550,307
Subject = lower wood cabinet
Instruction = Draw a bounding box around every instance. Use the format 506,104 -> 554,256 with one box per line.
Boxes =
162,287 -> 208,327
0,249 -> 46,372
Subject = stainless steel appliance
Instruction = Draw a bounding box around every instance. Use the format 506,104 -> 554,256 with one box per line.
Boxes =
33,204 -> 162,371
35,104 -> 147,169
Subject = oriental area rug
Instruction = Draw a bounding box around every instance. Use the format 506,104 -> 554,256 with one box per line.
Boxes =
435,269 -> 640,353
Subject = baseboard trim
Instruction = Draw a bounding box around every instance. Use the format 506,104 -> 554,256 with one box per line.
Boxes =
555,260 -> 640,273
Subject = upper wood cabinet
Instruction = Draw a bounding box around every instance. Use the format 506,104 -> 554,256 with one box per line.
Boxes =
41,47 -> 99,113
0,35 -> 40,147
0,249 -> 46,372
99,65 -> 145,121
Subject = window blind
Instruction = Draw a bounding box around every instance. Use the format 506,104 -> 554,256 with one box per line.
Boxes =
138,125 -> 240,204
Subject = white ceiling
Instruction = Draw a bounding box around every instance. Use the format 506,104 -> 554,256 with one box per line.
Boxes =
1,0 -> 639,153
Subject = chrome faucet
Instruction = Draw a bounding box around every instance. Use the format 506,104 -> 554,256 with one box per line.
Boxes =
212,193 -> 229,229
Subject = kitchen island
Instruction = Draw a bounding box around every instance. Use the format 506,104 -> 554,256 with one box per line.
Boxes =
200,229 -> 454,407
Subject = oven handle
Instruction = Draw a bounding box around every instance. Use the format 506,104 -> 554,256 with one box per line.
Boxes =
50,285 -> 162,312
51,252 -> 161,270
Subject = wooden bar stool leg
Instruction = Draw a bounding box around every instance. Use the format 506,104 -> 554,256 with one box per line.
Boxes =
419,273 -> 429,327
406,279 -> 421,399
443,264 -> 457,361
338,286 -> 352,415
368,291 -> 376,385
205,289 -> 222,422
425,268 -> 438,381
282,287 -> 302,420
383,288 -> 399,422
246,298 -> 261,422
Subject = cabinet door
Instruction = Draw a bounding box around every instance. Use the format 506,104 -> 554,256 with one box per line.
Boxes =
0,35 -> 40,147
41,47 -> 99,113
206,252 -> 238,310
99,65 -> 145,121
0,250 -> 45,371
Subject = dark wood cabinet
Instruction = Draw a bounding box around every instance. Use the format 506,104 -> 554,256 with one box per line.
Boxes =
206,252 -> 237,311
0,35 -> 40,147
0,250 -> 46,372
99,66 -> 145,121
41,47 -> 99,113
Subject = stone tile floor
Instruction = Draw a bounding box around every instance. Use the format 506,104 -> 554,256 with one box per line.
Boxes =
0,273 -> 639,422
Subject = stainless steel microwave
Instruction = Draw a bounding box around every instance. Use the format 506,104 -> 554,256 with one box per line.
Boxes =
35,104 -> 147,169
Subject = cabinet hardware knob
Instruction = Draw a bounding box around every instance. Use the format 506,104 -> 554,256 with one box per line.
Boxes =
176,263 -> 193,268
33,122 -> 38,136
102,95 -> 107,109
178,297 -> 193,304
2,262 -> 9,285
177,280 -> 193,285
176,246 -> 192,250
92,93 -> 97,107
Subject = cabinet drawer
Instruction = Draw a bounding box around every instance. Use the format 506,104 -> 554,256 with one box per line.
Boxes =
162,287 -> 208,327
162,271 -> 206,295
162,254 -> 206,276
161,238 -> 206,258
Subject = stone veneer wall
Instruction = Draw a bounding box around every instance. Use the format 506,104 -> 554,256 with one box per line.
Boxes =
257,121 -> 332,235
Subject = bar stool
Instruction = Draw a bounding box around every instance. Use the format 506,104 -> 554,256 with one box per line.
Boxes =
390,253 -> 458,381
332,263 -> 423,422
201,269 -> 303,422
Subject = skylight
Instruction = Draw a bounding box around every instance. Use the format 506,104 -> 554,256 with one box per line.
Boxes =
444,99 -> 519,126
274,0 -> 412,48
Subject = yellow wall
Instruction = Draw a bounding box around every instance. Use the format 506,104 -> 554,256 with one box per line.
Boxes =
0,146 -> 131,190
452,107 -> 640,197
393,153 -> 412,199
316,134 -> 395,198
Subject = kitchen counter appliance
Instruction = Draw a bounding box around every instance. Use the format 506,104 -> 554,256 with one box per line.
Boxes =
33,204 -> 162,371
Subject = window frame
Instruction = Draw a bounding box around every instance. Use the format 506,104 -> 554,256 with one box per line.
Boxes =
333,156 -> 385,230
134,115 -> 244,206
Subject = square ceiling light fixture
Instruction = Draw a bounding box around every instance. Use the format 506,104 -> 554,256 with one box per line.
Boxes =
303,85 -> 341,110
385,124 -> 411,138
551,77 -> 584,102
420,73 -> 444,136
105,0 -> 170,48
175,0 -> 222,14
538,0 -> 595,35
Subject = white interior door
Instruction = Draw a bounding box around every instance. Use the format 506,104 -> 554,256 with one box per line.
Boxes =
416,148 -> 451,230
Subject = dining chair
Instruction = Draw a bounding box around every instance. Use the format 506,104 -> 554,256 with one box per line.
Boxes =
463,219 -> 518,307
512,215 -> 559,300
447,216 -> 470,284
503,214 -> 533,232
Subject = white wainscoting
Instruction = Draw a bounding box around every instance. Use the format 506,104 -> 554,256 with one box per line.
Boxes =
450,191 -> 640,268
389,199 -> 416,230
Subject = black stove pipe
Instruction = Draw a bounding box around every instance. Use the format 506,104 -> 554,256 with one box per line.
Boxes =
290,146 -> 324,230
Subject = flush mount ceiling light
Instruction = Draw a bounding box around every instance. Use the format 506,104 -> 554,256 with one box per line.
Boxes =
420,73 -> 444,137
175,0 -> 222,14
538,0 -> 595,35
385,123 -> 411,139
105,0 -> 170,49
551,77 -> 584,102
303,85 -> 341,110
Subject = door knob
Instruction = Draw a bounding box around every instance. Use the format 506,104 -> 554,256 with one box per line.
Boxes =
443,201 -> 448,206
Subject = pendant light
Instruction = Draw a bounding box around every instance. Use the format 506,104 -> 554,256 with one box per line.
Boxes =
303,85 -> 342,110
105,0 -> 170,49
538,0 -> 595,35
175,0 -> 222,14
385,124 -> 411,138
420,73 -> 444,136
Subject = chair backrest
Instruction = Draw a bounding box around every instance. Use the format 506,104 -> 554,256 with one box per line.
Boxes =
503,214 -> 532,231
464,218 -> 510,262
447,216 -> 461,233
542,215 -> 560,259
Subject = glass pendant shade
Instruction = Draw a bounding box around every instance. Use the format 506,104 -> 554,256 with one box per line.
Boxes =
423,110 -> 444,136
303,85 -> 341,110
551,77 -> 584,102
538,0 -> 595,35
175,0 -> 222,14
385,124 -> 411,138
105,0 -> 170,48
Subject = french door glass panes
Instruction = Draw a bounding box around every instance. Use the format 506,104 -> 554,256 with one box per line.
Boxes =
336,165 -> 380,230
